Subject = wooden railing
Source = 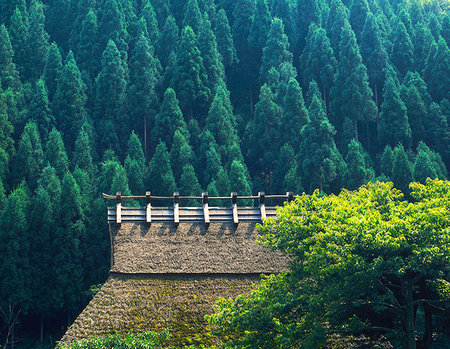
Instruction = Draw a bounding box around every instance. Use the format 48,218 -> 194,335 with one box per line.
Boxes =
102,192 -> 294,225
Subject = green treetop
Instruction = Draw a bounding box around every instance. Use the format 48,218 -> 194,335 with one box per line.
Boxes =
248,0 -> 272,57
156,16 -> 179,67
413,23 -> 435,74
152,88 -> 187,148
43,42 -> 63,101
214,9 -> 238,68
28,0 -> 49,80
326,0 -> 349,57
392,144 -> 414,193
345,139 -> 375,190
260,18 -> 293,84
229,160 -> 252,205
44,128 -> 69,179
425,37 -> 450,102
0,24 -> 21,91
330,19 -> 377,141
73,122 -> 95,175
141,0 -> 160,44
9,7 -> 30,80
349,0 -> 371,40
170,129 -> 194,183
378,72 -> 412,149
29,79 -> 54,141
76,9 -> 99,76
179,164 -> 202,205
146,142 -> 176,197
391,18 -> 414,77
182,0 -> 203,34
401,85 -> 427,148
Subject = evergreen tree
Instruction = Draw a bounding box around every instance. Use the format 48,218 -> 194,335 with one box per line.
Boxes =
330,20 -> 377,141
260,18 -> 293,84
327,0 -> 349,57
44,128 -> 69,179
298,94 -> 346,193
215,167 -> 230,197
271,0 -> 296,47
152,88 -> 187,148
247,84 -> 282,186
110,163 -> 132,196
29,79 -> 54,141
232,0 -> 255,58
9,7 -> 30,79
12,122 -> 43,190
272,143 -> 295,193
349,0 -> 371,40
95,40 -> 127,152
170,129 -> 194,183
359,13 -> 389,105
156,16 -> 179,67
128,33 -> 161,156
199,14 -> 225,97
76,9 -> 99,76
300,23 -> 337,106
229,160 -> 252,205
141,0 -> 160,43
442,13 -> 450,45
43,42 -> 63,101
73,122 -> 95,175
179,164 -> 202,205
248,0 -> 272,58
183,0 -> 203,34
0,24 -> 21,91
390,18 -> 414,77
425,102 -> 449,161
146,142 -> 176,196
280,78 -> 309,150
414,146 -> 438,183
203,144 -> 223,187
378,73 -> 412,149
172,26 -> 210,118
53,52 -> 87,149
214,9 -> 238,68
124,131 -> 146,194
295,0 -> 322,55
380,144 -> 394,178
425,37 -> 450,102
28,0 -> 49,80
402,85 -> 427,147
345,139 -> 374,190
413,23 -> 436,74
391,144 -> 413,194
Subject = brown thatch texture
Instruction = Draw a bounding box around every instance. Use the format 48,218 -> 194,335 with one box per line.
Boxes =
110,222 -> 289,274
59,274 -> 260,347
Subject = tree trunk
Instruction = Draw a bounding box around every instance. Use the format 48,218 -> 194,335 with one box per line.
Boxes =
401,279 -> 416,349
11,321 -> 14,349
423,304 -> 433,348
40,315 -> 44,342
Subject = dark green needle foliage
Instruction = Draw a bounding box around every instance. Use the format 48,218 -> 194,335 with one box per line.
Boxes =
425,37 -> 450,103
183,0 -> 203,34
413,23 -> 435,74
29,79 -> 55,141
232,0 -> 255,60
43,42 -> 63,101
391,144 -> 413,193
170,129 -> 194,183
9,7 -> 30,79
147,142 -> 176,197
390,18 -> 414,78
179,164 -> 202,205
141,0 -> 160,44
156,16 -> 179,67
345,139 -> 375,190
44,128 -> 69,179
327,0 -> 350,57
76,9 -> 99,76
401,84 -> 427,147
248,0 -> 272,57
378,72 -> 412,149
272,143 -> 295,193
0,24 -> 21,91
229,160 -> 252,205
349,0 -> 371,40
28,0 -> 49,80
214,9 -> 238,68
73,122 -> 95,175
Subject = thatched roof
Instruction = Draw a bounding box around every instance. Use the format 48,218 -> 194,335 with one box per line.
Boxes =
110,222 -> 289,274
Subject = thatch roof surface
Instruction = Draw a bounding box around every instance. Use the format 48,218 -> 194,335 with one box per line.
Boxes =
110,222 -> 289,274
59,274 -> 260,347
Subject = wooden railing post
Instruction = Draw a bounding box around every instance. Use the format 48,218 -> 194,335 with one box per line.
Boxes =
173,192 -> 179,225
287,192 -> 294,203
259,192 -> 266,220
116,192 -> 122,224
202,192 -> 210,225
231,192 -> 238,225
146,191 -> 151,225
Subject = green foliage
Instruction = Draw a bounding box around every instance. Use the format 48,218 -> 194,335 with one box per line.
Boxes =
210,180 -> 450,349
214,9 -> 237,67
147,142 -> 176,197
391,18 -> 414,77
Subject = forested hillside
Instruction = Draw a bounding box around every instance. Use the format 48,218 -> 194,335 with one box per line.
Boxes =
0,0 -> 448,346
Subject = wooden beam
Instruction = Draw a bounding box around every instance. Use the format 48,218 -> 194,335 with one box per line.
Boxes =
202,192 -> 210,224
173,192 -> 179,225
146,191 -> 151,225
231,192 -> 238,225
259,192 -> 266,220
287,192 -> 294,203
116,192 -> 122,224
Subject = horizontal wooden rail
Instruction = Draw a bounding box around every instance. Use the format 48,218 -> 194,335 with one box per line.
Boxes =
102,192 -> 295,201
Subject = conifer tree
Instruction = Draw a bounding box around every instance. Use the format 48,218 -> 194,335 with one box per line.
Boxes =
280,78 -> 309,150
378,73 -> 411,149
95,40 -> 127,152
179,164 -> 202,204
28,0 -> 49,80
248,0 -> 272,58
199,14 -> 225,97
247,84 -> 282,185
390,18 -> 414,77
73,122 -> 95,175
360,13 -> 389,104
146,142 -> 176,196
272,143 -> 295,193
229,160 -> 252,205
172,26 -> 210,118
295,0 -> 322,55
416,142 -> 448,180
156,16 -> 179,67
349,0 -> 371,40
152,88 -> 187,148
425,102 -> 449,160
0,24 -> 21,91
414,146 -> 437,183
9,7 -> 30,79
214,9 -> 238,68
183,0 -> 203,34
391,144 -> 413,193
413,23 -> 436,74
327,0 -> 349,57
29,79 -> 54,141
442,13 -> 450,45
12,122 -> 43,190
271,0 -> 296,47
300,23 -> 337,106
110,163 -> 132,196
298,94 -> 346,193
44,128 -> 69,179
402,85 -> 427,147
402,71 -> 432,108
204,145 -> 223,187
260,18 -> 293,84
53,51 -> 87,149
380,144 -> 394,178
170,129 -> 194,183
141,0 -> 160,43
425,37 -> 450,102
345,139 -> 374,190
330,20 -> 377,141
128,33 -> 161,155
76,9 -> 99,76
43,42 -> 63,101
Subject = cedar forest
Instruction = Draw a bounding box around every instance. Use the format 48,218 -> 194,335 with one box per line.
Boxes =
0,0 -> 448,347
